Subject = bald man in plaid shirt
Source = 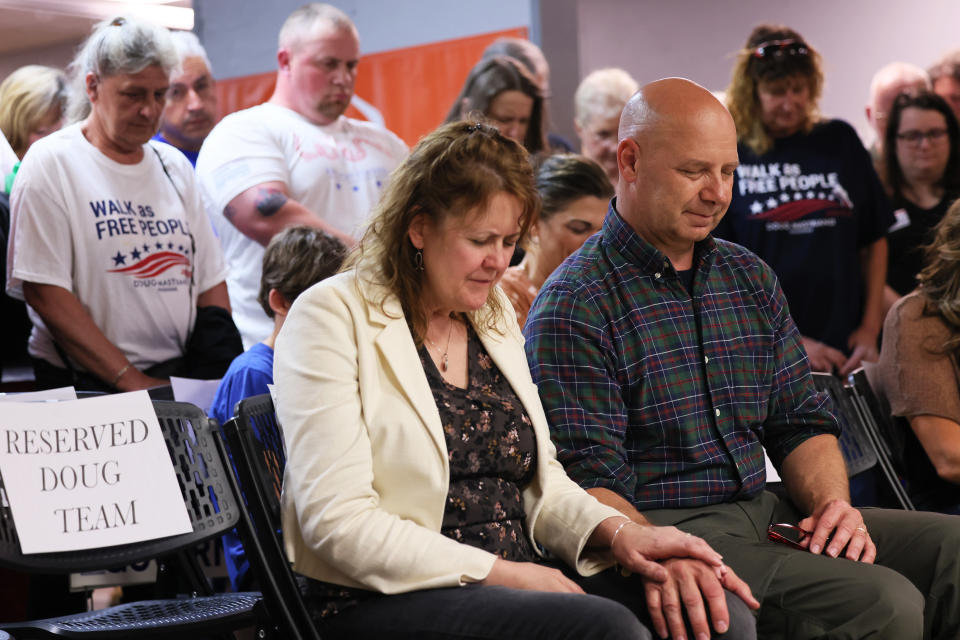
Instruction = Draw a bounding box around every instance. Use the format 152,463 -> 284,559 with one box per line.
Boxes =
524,78 -> 960,640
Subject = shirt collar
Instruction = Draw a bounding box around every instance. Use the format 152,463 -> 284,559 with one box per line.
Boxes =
603,197 -> 719,276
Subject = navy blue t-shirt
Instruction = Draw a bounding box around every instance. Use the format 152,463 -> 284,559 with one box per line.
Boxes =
715,119 -> 894,351
151,132 -> 200,167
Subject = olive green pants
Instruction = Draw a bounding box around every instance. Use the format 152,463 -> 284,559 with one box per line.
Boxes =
643,491 -> 960,639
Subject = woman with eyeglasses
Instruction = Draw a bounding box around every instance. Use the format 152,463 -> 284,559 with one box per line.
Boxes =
881,91 -> 960,311
715,25 -> 894,377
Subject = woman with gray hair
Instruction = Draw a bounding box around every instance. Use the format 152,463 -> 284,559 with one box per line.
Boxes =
6,16 -> 234,392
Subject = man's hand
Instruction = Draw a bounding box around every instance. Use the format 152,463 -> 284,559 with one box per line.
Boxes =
643,558 -> 759,640
840,326 -> 879,376
479,558 -> 585,593
801,336 -> 847,373
798,498 -> 875,563
115,369 -> 168,392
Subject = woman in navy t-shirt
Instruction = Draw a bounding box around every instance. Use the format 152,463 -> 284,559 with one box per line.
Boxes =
715,24 -> 894,376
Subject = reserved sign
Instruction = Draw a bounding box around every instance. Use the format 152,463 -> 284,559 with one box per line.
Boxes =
0,391 -> 191,554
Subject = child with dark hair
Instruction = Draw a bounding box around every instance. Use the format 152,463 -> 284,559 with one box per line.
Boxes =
211,225 -> 346,590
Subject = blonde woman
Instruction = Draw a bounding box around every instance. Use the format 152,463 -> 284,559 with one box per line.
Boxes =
0,65 -> 67,191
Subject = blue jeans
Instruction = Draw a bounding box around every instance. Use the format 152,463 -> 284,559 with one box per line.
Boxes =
312,566 -> 757,640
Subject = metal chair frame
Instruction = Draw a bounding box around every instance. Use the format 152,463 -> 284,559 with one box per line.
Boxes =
220,393 -> 322,640
846,369 -> 915,511
810,371 -> 915,511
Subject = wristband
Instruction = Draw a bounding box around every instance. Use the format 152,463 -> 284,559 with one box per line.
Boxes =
609,518 -> 634,552
111,363 -> 132,387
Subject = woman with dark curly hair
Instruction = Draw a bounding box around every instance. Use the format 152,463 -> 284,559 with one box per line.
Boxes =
444,55 -> 547,154
882,91 -> 960,309
715,24 -> 894,376
876,198 -> 960,513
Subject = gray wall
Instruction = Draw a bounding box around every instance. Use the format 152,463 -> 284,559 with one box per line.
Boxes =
543,0 -> 960,148
194,0 -> 533,80
0,42 -> 78,82
6,0 -> 958,151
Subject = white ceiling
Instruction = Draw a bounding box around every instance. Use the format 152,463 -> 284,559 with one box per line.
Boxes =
0,1 -> 192,56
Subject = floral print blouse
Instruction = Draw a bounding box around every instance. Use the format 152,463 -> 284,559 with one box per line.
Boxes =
423,323 -> 539,562
299,323 -> 540,619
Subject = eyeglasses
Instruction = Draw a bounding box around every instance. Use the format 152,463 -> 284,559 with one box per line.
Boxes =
752,39 -> 809,59
767,523 -> 812,550
896,128 -> 949,146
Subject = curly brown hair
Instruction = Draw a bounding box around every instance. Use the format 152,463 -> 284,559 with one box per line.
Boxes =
919,198 -> 960,362
345,121 -> 539,343
725,24 -> 824,155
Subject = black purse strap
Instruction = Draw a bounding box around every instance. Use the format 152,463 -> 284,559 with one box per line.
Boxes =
150,143 -> 197,339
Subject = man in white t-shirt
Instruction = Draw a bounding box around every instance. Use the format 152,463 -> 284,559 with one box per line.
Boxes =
7,16 -> 230,392
196,3 -> 407,347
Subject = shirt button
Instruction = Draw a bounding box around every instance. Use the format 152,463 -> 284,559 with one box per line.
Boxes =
715,409 -> 721,417
654,272 -> 662,279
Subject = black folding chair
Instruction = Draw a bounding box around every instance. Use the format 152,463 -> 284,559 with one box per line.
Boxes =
847,368 -> 915,511
0,400 -> 261,638
811,371 -> 914,511
219,393 -> 322,640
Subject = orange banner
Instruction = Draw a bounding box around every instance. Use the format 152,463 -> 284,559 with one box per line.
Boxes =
214,27 -> 528,147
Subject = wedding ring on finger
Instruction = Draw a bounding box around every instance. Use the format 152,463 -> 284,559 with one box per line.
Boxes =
856,526 -> 867,535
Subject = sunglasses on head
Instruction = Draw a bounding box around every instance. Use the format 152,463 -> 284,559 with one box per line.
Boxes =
751,39 -> 809,59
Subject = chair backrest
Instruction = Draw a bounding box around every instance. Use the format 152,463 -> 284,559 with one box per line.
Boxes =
810,372 -> 878,477
233,393 -> 286,531
847,368 -> 915,510
222,394 -> 321,640
0,400 -> 243,573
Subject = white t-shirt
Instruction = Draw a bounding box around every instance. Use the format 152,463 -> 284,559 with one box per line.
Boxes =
7,123 -> 228,370
195,103 -> 407,347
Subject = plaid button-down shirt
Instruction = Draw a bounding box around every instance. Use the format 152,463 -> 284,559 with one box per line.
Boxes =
524,202 -> 839,509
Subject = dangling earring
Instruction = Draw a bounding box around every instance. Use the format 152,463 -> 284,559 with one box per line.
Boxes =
414,249 -> 424,271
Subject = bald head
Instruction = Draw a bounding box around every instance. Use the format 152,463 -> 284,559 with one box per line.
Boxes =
618,77 -> 734,144
614,78 -> 739,269
867,62 -> 930,144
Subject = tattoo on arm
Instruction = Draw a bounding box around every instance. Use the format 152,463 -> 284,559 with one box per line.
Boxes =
254,187 -> 288,217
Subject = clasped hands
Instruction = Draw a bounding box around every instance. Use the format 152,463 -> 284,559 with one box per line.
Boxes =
482,518 -> 759,639
609,520 -> 758,640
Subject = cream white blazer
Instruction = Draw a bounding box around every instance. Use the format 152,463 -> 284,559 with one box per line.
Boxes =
273,270 -> 621,594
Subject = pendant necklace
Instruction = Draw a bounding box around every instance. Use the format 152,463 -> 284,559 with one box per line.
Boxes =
425,315 -> 456,372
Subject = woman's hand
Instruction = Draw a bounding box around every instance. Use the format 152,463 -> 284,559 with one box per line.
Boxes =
605,519 -> 725,583
479,558 -> 585,593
